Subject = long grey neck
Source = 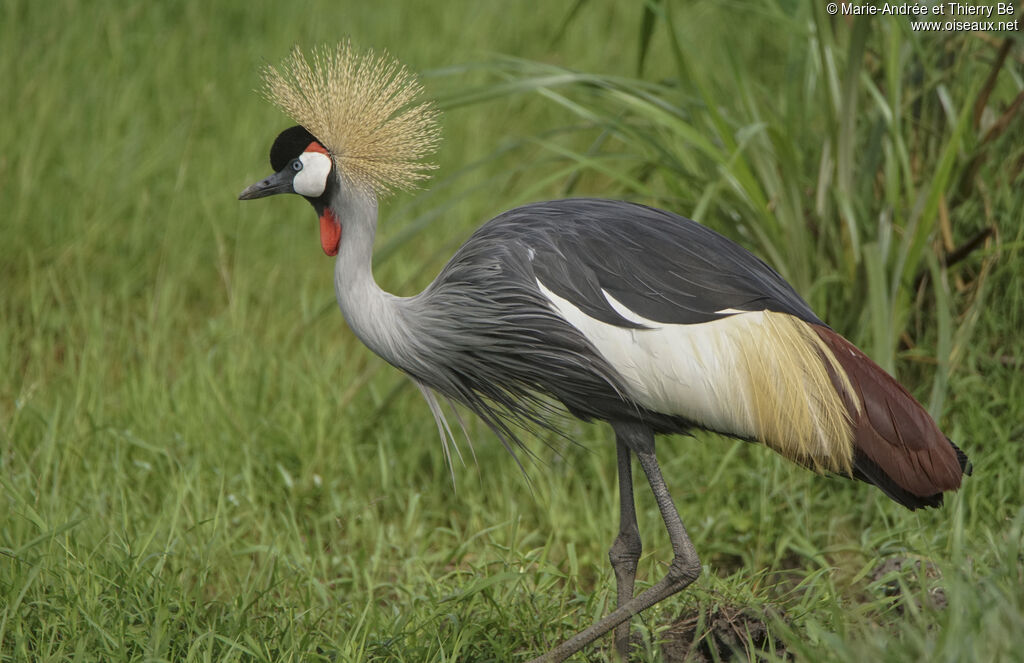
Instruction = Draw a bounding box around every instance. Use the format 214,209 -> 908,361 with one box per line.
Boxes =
330,186 -> 415,370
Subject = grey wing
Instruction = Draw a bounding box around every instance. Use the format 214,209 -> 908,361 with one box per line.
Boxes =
406,198 -> 822,444
485,198 -> 823,329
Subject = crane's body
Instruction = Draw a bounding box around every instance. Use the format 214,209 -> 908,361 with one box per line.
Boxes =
240,44 -> 971,662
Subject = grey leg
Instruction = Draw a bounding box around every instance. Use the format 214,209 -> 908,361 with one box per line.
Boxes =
608,438 -> 641,659
529,424 -> 700,663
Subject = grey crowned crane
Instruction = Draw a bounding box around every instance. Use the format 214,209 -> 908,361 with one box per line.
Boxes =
239,44 -> 971,662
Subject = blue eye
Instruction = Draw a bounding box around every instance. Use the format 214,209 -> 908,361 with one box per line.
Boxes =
291,159 -> 303,172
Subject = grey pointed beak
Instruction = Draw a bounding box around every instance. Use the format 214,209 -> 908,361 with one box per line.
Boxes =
238,168 -> 294,200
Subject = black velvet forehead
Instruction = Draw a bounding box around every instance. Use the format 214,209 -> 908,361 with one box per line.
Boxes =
269,125 -> 319,172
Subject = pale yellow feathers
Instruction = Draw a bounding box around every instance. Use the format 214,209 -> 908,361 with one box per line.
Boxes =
735,312 -> 859,475
262,42 -> 441,197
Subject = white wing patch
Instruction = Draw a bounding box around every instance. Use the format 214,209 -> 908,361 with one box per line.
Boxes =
538,281 -> 759,436
536,279 -> 856,472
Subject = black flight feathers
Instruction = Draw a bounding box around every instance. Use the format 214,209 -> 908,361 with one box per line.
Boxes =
474,199 -> 823,328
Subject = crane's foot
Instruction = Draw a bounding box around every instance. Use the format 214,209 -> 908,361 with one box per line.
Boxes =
526,557 -> 700,663
527,432 -> 701,663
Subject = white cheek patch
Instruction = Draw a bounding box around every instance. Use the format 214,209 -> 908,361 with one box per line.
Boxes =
293,151 -> 332,197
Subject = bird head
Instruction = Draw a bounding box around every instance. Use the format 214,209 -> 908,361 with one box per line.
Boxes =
238,43 -> 440,257
239,125 -> 342,255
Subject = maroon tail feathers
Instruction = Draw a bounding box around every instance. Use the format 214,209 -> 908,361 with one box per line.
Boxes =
812,325 -> 971,510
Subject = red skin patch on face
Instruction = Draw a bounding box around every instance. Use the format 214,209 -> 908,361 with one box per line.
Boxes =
303,140 -> 338,256
319,208 -> 341,256
305,140 -> 329,155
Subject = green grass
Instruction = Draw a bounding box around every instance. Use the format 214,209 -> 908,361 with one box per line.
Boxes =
3,0 -> 1023,661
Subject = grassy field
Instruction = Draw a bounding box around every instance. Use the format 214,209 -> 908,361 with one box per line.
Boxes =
3,0 -> 1023,661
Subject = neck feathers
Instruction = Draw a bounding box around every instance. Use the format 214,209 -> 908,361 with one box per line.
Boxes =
328,183 -> 417,373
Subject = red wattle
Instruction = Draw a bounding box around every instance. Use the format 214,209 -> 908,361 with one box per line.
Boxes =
319,209 -> 341,256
